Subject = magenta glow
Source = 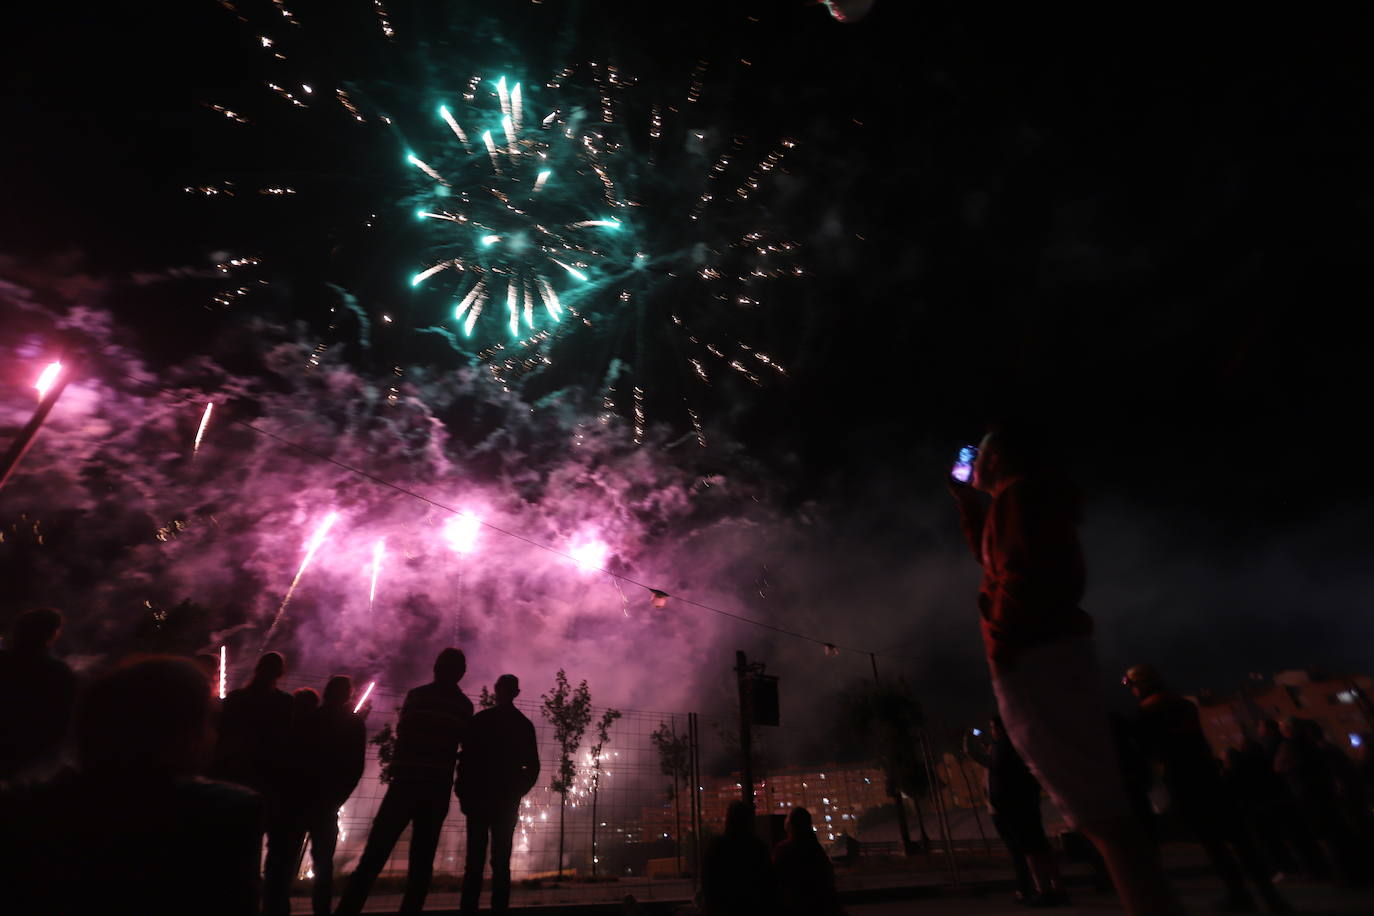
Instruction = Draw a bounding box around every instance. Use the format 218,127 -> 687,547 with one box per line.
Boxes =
570,538 -> 609,573
443,511 -> 481,554
35,361 -> 61,398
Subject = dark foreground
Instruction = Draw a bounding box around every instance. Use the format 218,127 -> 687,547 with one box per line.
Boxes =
328,856 -> 1374,914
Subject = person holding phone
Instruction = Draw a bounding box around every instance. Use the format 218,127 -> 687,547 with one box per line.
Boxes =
948,422 -> 1183,916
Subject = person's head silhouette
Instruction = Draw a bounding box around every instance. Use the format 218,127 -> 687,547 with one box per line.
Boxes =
494,674 -> 520,704
9,607 -> 63,653
293,687 -> 320,716
78,656 -> 211,777
252,651 -> 286,687
1123,664 -> 1164,702
322,675 -> 352,708
785,805 -> 815,841
724,800 -> 753,837
433,647 -> 466,685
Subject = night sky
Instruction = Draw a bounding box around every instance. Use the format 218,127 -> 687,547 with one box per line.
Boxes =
3,1 -> 1371,743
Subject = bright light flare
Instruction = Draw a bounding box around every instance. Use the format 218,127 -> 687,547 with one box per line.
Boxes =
533,169 -> 551,192
35,361 -> 61,398
444,511 -> 481,554
570,539 -> 609,572
193,402 -> 214,455
354,680 -> 376,714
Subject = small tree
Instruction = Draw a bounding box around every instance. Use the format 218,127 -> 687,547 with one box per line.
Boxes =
843,679 -> 930,852
587,707 -> 621,877
651,720 -> 692,874
370,723 -> 398,785
478,685 -> 497,709
541,669 -> 592,879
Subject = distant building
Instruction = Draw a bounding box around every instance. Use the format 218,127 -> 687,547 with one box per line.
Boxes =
1194,669 -> 1374,757
639,761 -> 890,844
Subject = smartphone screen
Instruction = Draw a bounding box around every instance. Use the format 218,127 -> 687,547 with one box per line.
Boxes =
951,445 -> 977,483
971,728 -> 982,737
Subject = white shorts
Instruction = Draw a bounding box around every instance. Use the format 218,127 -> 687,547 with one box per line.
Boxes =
991,636 -> 1131,830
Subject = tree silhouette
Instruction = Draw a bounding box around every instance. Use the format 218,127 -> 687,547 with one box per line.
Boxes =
842,679 -> 930,851
477,684 -> 497,710
587,707 -> 621,877
540,669 -> 591,879
651,720 -> 692,874
369,723 -> 397,785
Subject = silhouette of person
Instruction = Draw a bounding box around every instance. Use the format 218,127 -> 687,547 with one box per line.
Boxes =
214,652 -> 293,910
702,800 -> 776,916
298,675 -> 366,916
772,806 -> 840,916
262,687 -> 323,916
214,651 -> 293,795
337,648 -> 473,916
1125,665 -> 1292,912
1,656 -> 261,916
949,421 -> 1182,916
0,607 -> 76,783
1274,717 -> 1365,884
965,717 -> 1066,905
1252,718 -> 1329,879
457,674 -> 540,915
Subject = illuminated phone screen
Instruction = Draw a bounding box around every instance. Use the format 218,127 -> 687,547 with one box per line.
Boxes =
952,445 -> 977,483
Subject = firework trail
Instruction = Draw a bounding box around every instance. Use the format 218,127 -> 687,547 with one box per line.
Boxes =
369,538 -> 384,612
262,510 -> 339,649
35,361 -> 62,398
353,680 -> 377,713
192,402 -> 214,455
218,644 -> 227,699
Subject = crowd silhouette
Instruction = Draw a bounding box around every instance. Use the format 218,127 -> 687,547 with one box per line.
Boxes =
2,423 -> 1374,915
0,632 -> 545,916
